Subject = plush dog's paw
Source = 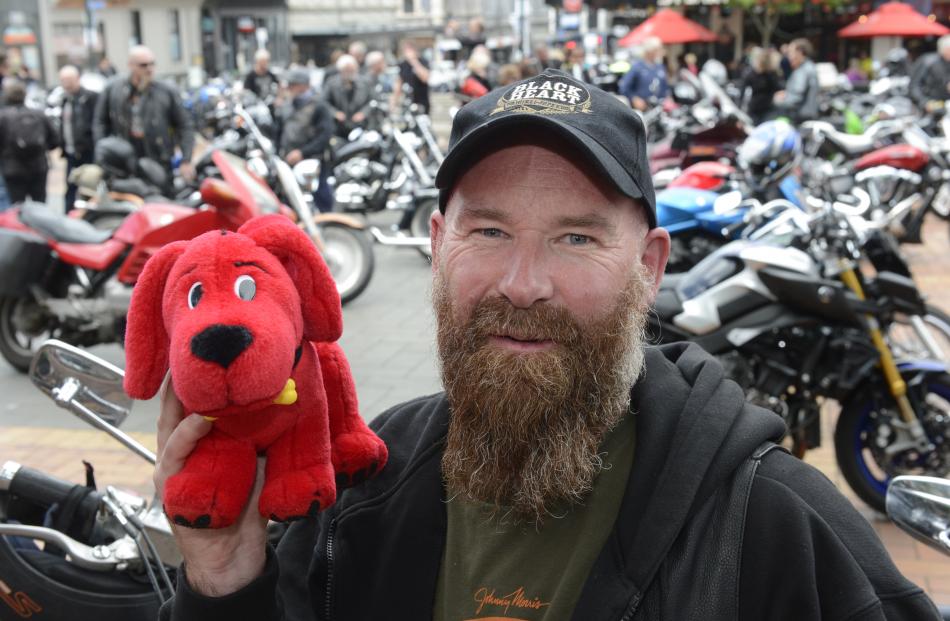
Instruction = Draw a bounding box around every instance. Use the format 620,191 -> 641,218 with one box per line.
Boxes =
332,431 -> 388,488
164,470 -> 252,529
259,463 -> 337,522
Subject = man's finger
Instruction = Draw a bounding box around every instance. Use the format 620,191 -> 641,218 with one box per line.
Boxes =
154,414 -> 212,492
157,373 -> 186,455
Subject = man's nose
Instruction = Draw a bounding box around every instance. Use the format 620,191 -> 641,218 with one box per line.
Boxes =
497,241 -> 554,309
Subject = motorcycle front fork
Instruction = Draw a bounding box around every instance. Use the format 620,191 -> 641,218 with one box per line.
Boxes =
839,264 -> 934,450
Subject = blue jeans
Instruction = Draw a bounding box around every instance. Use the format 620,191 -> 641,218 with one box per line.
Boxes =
312,161 -> 334,214
0,174 -> 9,212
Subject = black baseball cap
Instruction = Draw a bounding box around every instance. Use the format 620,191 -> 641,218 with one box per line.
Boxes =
435,68 -> 657,228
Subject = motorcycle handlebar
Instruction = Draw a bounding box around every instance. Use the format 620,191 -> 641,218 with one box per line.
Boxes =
0,461 -> 88,510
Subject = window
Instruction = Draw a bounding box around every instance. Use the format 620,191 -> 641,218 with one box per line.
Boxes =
403,0 -> 414,13
170,9 -> 182,61
130,10 -> 142,46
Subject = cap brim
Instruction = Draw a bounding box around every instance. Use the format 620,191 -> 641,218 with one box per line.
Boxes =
435,113 -> 655,227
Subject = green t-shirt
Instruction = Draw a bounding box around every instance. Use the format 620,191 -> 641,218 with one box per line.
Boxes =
433,410 -> 636,621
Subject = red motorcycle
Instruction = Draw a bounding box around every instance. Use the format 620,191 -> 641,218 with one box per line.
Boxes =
0,153 -> 290,372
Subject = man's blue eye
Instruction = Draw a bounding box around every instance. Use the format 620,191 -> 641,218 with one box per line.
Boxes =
567,234 -> 590,245
480,228 -> 503,238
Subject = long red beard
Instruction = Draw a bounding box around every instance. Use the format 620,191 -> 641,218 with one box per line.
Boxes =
434,265 -> 652,524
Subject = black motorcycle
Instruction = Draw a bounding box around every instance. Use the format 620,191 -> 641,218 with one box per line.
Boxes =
651,199 -> 950,512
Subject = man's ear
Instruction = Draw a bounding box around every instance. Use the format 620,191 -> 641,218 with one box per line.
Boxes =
429,209 -> 446,274
640,226 -> 671,302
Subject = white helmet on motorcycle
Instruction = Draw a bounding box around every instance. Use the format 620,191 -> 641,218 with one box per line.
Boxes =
737,120 -> 802,191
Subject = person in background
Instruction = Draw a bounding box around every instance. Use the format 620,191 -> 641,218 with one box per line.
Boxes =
459,17 -> 486,60
773,38 -> 818,124
497,63 -> 522,87
0,51 -> 8,211
740,47 -> 781,125
322,50 -> 344,84
534,45 -> 559,71
364,50 -> 392,95
392,40 -> 431,113
276,68 -> 335,212
845,58 -> 868,88
322,54 -> 374,137
93,45 -> 195,182
0,80 -> 59,204
778,43 -> 792,79
910,35 -> 950,112
348,41 -> 368,71
58,65 -> 98,212
563,44 -> 592,84
98,56 -> 117,78
619,36 -> 669,111
465,47 -> 493,93
683,52 -> 699,76
243,49 -> 278,100
0,50 -> 7,93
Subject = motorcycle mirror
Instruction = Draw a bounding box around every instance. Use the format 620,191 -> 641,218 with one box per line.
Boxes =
887,475 -> 950,556
713,190 -> 743,215
29,339 -> 132,429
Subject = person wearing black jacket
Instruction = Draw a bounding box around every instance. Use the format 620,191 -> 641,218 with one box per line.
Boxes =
93,45 -> 195,182
910,35 -> 950,111
0,79 -> 58,204
156,70 -> 938,621
58,65 -> 97,212
276,68 -> 335,212
244,49 -> 278,101
740,47 -> 781,125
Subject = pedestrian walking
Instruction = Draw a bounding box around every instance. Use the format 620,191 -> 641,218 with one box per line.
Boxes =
0,79 -> 58,205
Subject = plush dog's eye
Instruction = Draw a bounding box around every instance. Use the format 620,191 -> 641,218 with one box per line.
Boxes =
234,275 -> 256,301
187,282 -> 203,309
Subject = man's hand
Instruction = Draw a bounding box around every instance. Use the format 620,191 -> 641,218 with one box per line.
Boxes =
352,111 -> 366,123
155,375 -> 268,597
773,90 -> 787,103
285,149 -> 303,165
632,96 -> 648,111
926,100 -> 944,113
334,111 -> 346,122
179,161 -> 196,183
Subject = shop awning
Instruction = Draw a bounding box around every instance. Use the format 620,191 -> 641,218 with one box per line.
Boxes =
618,9 -> 717,46
839,2 -> 949,38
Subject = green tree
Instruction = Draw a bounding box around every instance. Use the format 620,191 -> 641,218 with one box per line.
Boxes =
730,0 -> 850,47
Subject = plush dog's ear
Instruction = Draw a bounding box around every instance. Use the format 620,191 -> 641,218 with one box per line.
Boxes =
124,240 -> 188,399
239,215 -> 343,342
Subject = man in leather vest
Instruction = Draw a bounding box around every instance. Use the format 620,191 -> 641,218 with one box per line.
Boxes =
276,68 -> 334,212
156,71 -> 939,621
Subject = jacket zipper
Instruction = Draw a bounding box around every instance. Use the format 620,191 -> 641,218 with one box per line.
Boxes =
324,518 -> 337,621
619,592 -> 641,621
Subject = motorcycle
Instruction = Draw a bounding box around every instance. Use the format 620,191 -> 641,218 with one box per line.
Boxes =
0,340 -> 174,619
650,197 -> 950,512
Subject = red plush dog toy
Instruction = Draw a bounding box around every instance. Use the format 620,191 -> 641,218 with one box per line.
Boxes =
123,215 -> 387,528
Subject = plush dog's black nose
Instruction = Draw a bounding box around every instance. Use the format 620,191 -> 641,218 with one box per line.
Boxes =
190,324 -> 253,369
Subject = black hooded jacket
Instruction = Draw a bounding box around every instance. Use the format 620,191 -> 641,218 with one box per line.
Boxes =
163,343 -> 938,621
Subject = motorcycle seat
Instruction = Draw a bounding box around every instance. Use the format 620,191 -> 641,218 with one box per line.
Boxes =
653,287 -> 684,321
19,201 -> 113,245
824,129 -> 875,156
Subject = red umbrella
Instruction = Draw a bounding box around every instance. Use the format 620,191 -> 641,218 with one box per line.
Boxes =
618,9 -> 718,47
839,2 -> 949,38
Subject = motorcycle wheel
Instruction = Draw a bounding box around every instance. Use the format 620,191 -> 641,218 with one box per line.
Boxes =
0,296 -> 48,373
409,198 -> 438,260
886,305 -> 950,363
319,222 -> 374,305
835,372 -> 950,513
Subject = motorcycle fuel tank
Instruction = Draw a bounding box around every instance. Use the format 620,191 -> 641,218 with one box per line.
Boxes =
854,144 -> 929,172
656,187 -> 721,233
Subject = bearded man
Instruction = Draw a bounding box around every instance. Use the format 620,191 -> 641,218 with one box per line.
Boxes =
156,70 -> 938,621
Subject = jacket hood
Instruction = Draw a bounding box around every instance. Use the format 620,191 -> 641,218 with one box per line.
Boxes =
615,342 -> 786,597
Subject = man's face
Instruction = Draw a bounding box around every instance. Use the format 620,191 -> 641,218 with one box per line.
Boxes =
60,71 -> 80,94
788,45 -> 804,68
341,65 -> 358,83
129,50 -> 155,87
430,136 -> 669,523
